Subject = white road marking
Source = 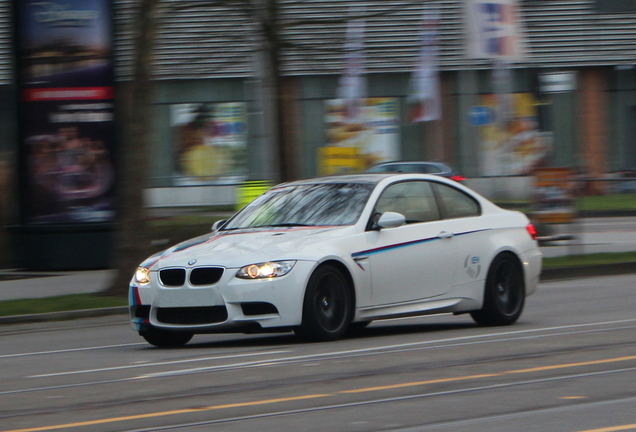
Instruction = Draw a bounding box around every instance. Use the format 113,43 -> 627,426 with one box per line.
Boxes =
139,323 -> 636,379
0,343 -> 146,359
28,350 -> 291,378
18,319 -> 636,380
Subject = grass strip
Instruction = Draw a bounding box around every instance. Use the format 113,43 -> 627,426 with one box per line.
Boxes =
576,193 -> 636,211
495,193 -> 636,213
542,251 -> 636,269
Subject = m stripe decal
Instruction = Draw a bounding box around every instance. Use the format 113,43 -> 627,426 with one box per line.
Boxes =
352,228 -> 490,259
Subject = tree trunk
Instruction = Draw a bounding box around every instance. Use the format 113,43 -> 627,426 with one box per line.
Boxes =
262,0 -> 295,183
102,0 -> 159,296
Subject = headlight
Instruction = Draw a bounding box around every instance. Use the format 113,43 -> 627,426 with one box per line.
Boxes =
134,267 -> 151,285
236,261 -> 296,279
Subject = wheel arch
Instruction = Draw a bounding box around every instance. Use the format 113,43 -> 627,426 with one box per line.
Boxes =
314,259 -> 357,313
486,249 -> 526,293
486,248 -> 526,286
471,249 -> 527,326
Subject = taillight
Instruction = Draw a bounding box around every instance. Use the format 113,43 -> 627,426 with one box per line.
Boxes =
526,223 -> 538,240
450,175 -> 466,182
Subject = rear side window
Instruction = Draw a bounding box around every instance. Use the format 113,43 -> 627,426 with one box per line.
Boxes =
433,183 -> 481,219
375,181 -> 440,224
368,164 -> 428,173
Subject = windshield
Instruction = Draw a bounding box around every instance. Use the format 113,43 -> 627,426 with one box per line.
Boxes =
223,182 -> 374,230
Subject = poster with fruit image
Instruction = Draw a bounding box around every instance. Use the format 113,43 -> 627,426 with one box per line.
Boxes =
171,103 -> 247,184
321,98 -> 399,175
478,93 -> 552,176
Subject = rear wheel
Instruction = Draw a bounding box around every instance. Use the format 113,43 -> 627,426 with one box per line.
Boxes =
139,327 -> 193,348
471,253 -> 525,326
295,264 -> 352,341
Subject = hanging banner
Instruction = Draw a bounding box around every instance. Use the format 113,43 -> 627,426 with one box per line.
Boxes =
336,6 -> 367,124
492,59 -> 514,127
407,4 -> 441,122
171,102 -> 248,185
16,0 -> 116,224
465,0 -> 527,61
321,98 -> 400,175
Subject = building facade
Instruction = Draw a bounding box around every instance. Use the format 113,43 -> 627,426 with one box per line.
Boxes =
1,0 -> 635,182
0,0 -> 635,267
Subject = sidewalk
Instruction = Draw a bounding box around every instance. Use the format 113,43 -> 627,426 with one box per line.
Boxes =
0,269 -> 116,301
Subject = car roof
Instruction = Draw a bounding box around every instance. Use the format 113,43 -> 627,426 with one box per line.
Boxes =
273,172 -> 449,188
275,174 -> 385,188
377,161 -> 445,164
370,161 -> 450,168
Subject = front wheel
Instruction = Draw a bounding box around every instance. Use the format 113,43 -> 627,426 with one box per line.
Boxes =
294,264 -> 352,342
471,253 -> 525,326
139,327 -> 194,348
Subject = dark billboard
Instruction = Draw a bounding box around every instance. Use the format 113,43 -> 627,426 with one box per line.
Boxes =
15,0 -> 115,224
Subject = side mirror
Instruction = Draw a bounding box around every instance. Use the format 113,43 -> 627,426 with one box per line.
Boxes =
377,212 -> 406,229
212,219 -> 227,232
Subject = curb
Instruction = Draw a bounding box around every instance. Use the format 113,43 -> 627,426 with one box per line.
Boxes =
540,262 -> 636,281
577,210 -> 636,218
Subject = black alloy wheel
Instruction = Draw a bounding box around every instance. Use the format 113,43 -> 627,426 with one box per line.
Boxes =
295,264 -> 352,341
471,253 -> 525,326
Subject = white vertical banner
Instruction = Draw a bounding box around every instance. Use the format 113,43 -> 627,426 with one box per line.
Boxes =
408,4 -> 441,123
336,5 -> 367,124
465,0 -> 527,61
492,59 -> 514,127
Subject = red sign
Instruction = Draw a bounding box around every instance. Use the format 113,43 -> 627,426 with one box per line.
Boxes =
22,87 -> 114,102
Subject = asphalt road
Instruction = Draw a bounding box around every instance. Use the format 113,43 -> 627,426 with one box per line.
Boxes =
0,274 -> 635,432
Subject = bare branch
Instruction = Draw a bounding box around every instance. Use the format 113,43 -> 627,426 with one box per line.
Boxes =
281,0 -> 430,28
159,0 -> 431,28
159,0 -> 254,16
280,39 -> 349,54
156,52 -> 251,74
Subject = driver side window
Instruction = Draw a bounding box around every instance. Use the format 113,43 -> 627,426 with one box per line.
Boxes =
375,181 -> 440,224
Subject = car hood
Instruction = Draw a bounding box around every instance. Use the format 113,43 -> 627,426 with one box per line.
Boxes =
142,226 -> 350,269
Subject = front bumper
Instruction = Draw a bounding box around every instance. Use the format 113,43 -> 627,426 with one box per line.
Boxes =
129,260 -> 316,333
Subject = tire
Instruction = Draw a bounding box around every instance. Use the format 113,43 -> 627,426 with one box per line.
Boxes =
470,253 -> 525,326
294,264 -> 352,342
139,327 -> 194,348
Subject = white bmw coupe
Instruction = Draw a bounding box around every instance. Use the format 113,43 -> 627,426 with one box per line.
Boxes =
130,174 -> 542,347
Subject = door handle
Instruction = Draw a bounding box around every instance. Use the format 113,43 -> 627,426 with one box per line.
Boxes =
438,231 -> 454,239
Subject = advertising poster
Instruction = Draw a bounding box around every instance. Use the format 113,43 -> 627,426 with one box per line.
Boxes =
477,93 -> 552,176
533,167 -> 575,224
320,98 -> 399,175
16,0 -> 115,224
171,103 -> 247,184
